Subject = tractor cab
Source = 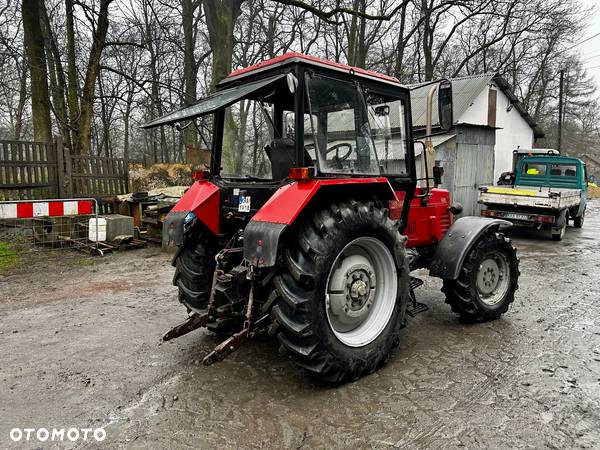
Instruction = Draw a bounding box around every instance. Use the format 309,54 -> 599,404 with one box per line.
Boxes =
144,53 -> 419,235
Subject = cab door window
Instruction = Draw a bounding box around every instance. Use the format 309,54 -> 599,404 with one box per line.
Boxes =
305,75 -> 380,175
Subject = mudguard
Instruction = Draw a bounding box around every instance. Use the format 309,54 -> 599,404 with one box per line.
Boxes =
162,181 -> 220,246
244,178 -> 396,267
429,216 -> 511,280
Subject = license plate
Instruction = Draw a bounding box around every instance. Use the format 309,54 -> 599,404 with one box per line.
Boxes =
238,195 -> 251,212
503,213 -> 529,221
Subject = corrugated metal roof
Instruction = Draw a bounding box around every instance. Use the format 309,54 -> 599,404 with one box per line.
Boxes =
414,133 -> 456,156
409,73 -> 495,129
409,73 -> 544,139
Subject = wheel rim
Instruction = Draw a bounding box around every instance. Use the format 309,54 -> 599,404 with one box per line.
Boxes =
475,251 -> 510,306
325,237 -> 397,347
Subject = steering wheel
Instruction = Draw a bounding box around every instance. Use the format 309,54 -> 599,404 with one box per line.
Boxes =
326,143 -> 353,167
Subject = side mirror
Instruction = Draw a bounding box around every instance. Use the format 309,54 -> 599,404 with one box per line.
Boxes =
438,80 -> 453,131
286,73 -> 298,94
374,105 -> 392,140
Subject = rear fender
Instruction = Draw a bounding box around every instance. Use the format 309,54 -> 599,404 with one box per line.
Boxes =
244,178 -> 396,267
163,181 -> 220,246
429,216 -> 511,280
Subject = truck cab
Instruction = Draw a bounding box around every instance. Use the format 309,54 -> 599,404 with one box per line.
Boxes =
516,155 -> 588,219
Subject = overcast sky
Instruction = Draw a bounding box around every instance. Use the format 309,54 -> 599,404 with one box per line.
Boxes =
580,0 -> 600,90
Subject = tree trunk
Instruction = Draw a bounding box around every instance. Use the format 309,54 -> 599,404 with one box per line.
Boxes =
76,0 -> 112,156
204,0 -> 243,88
182,0 -> 199,149
204,0 -> 243,168
22,0 -> 52,142
14,57 -> 28,140
422,0 -> 434,81
65,0 -> 80,149
40,1 -> 72,149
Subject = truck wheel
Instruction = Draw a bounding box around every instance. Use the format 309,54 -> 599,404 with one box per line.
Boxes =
270,200 -> 409,384
574,210 -> 585,228
173,231 -> 214,311
551,210 -> 567,241
442,231 -> 518,322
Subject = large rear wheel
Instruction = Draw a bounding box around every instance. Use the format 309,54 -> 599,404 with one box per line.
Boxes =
173,230 -> 214,311
270,200 -> 409,384
442,230 -> 519,322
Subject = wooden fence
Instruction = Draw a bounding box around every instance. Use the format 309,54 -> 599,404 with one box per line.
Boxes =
0,138 -> 129,200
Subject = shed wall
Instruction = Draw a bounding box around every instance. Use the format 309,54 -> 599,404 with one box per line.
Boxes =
457,82 -> 534,180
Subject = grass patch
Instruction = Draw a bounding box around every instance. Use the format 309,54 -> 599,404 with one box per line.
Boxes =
0,241 -> 19,272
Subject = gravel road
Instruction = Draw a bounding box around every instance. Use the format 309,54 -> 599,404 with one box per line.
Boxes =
1,201 -> 599,449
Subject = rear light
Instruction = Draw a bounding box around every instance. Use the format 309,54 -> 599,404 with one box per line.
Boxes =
535,215 -> 555,223
288,167 -> 312,180
481,209 -> 496,217
192,170 -> 209,181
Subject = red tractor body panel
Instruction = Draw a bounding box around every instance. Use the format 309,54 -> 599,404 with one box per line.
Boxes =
252,177 -> 395,225
171,180 -> 220,234
395,188 -> 453,248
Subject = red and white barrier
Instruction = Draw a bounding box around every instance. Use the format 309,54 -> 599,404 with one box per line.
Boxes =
0,200 -> 94,219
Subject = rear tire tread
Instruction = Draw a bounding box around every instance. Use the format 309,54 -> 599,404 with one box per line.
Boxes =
270,200 -> 409,384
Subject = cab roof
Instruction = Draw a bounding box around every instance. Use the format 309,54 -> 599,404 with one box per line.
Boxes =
520,155 -> 584,165
221,52 -> 401,86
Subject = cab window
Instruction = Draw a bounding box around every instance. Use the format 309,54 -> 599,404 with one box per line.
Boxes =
550,164 -> 577,177
366,94 -> 408,175
305,75 -> 380,175
524,163 -> 546,176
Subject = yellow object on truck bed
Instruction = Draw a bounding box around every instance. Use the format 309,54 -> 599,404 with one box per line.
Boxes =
484,187 -> 541,197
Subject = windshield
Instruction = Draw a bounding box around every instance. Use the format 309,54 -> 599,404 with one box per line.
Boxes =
365,94 -> 408,175
305,75 -> 380,175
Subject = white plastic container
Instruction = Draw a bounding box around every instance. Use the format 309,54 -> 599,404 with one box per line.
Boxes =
89,217 -> 107,242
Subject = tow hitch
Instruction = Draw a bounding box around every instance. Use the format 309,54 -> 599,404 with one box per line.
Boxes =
162,249 -> 269,364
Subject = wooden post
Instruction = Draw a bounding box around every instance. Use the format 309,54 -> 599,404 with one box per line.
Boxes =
55,136 -> 66,197
62,137 -> 73,197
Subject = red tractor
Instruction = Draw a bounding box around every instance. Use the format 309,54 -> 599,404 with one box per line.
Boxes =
143,53 -> 519,384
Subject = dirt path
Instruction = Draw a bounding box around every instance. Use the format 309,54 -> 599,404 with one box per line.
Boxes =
1,202 -> 599,449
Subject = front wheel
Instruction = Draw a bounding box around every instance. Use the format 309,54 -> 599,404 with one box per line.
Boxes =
442,230 -> 519,322
269,200 -> 409,384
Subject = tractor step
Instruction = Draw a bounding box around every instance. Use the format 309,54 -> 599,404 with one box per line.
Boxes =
409,276 -> 424,291
407,276 -> 428,317
406,301 -> 429,317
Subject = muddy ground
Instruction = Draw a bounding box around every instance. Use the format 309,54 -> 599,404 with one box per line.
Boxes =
1,202 -> 599,449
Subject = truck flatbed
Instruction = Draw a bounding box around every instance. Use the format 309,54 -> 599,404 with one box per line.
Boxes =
479,186 -> 581,210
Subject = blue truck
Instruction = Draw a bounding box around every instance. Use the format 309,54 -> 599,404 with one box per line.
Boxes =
478,155 -> 588,240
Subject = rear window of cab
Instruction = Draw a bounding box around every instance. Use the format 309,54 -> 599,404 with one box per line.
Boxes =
523,162 -> 578,177
523,163 -> 546,176
550,164 -> 577,177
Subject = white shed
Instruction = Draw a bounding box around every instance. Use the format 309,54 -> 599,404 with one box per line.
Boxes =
411,73 -> 544,180
409,74 -> 543,216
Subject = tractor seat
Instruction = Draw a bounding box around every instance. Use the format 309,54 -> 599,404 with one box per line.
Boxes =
265,138 -> 313,180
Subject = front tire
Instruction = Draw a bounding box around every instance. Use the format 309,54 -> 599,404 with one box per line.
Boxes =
270,200 -> 409,384
442,230 -> 519,322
